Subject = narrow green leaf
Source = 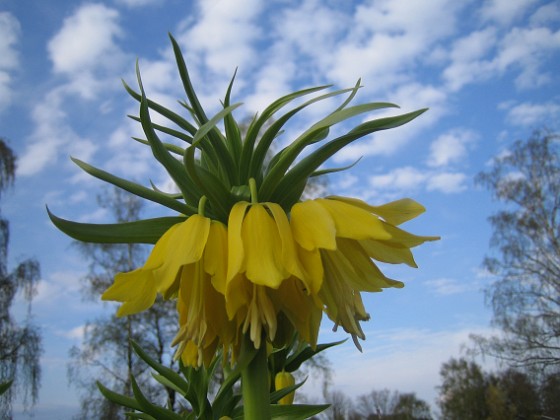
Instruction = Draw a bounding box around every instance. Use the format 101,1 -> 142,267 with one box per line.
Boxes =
130,376 -> 184,420
249,85 -> 360,180
131,341 -> 189,395
132,137 -> 186,156
273,109 -> 428,207
96,381 -> 143,411
311,157 -> 362,177
183,146 -> 234,222
223,69 -> 243,176
128,115 -> 194,144
285,340 -> 346,373
232,404 -> 330,420
259,103 -> 398,201
240,84 -> 332,181
136,64 -> 202,207
270,379 -> 306,404
47,208 -> 185,244
71,157 -> 193,215
0,380 -> 13,395
122,79 -> 197,136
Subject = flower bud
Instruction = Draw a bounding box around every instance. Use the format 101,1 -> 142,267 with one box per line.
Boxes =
275,371 -> 296,405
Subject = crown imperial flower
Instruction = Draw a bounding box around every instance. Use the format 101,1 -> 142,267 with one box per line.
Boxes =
49,34 -> 437,367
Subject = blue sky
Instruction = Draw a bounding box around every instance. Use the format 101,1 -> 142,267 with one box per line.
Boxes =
1,0 -> 559,417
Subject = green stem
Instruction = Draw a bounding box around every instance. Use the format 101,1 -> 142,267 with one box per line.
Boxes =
241,335 -> 270,419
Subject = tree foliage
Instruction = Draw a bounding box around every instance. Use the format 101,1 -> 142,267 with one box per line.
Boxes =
68,188 -> 179,419
437,357 -> 560,419
0,138 -> 42,417
473,129 -> 560,372
321,387 -> 431,420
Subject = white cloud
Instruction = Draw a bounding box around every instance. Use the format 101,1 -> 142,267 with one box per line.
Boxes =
530,2 -> 560,25
497,26 -> 560,89
427,129 -> 475,167
0,12 -> 20,112
48,3 -> 124,76
178,0 -> 263,79
443,28 -> 498,91
427,172 -> 467,193
504,101 -> 560,126
425,278 -> 470,295
370,166 -> 428,191
17,87 -> 98,176
480,0 -> 539,25
115,0 -> 161,7
369,167 -> 467,195
326,0 -> 467,92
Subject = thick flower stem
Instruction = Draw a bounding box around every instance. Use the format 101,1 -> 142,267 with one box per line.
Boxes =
241,335 -> 270,419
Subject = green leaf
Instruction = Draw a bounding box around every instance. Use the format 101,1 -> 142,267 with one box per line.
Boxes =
131,341 -> 190,396
270,379 -> 306,404
136,64 -> 202,207
240,84 -> 332,181
130,376 -> 185,420
71,157 -> 194,215
47,208 -> 185,244
285,340 -> 346,373
128,115 -> 194,144
223,69 -> 243,177
183,146 -> 234,222
0,379 -> 13,395
132,137 -> 186,156
249,85 -> 359,181
233,404 -> 330,420
259,102 -> 398,201
97,381 -> 143,411
122,79 -> 197,136
273,108 -> 428,207
311,157 -> 362,177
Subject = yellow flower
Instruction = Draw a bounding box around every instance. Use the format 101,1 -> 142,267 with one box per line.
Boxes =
290,196 -> 439,348
102,214 -> 236,367
227,201 -> 307,289
275,371 -> 296,405
224,201 -> 322,349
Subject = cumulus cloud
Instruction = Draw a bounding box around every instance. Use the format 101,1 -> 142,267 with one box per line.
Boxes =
504,101 -> 560,126
0,12 -> 20,112
48,3 -> 123,76
369,167 -> 467,195
17,87 -> 97,176
427,129 -> 475,167
480,0 -> 539,25
326,0 -> 467,92
443,28 -> 498,91
178,0 -> 263,79
115,0 -> 161,7
47,3 -> 129,100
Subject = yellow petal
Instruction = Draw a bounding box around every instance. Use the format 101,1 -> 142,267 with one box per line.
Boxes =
205,220 -> 228,294
227,201 -> 250,281
336,239 -> 404,291
382,222 -> 440,248
359,238 -> 417,267
295,245 -> 324,294
318,198 -> 391,240
290,200 -> 336,251
329,196 -> 426,225
156,214 -> 211,292
101,270 -> 158,316
267,203 -> 307,281
242,204 -> 286,288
